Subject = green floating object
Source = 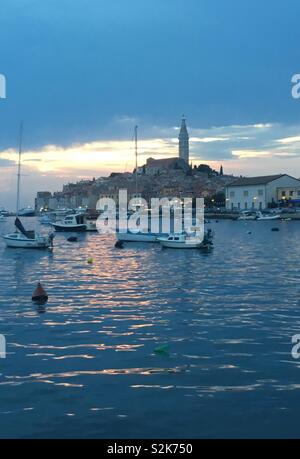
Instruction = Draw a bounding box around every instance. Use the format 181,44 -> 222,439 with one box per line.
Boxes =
87,257 -> 94,264
154,345 -> 170,355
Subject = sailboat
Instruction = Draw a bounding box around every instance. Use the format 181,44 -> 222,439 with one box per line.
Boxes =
2,124 -> 54,249
116,126 -> 164,243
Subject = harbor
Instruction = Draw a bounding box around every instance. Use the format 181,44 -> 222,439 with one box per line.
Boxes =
0,217 -> 299,438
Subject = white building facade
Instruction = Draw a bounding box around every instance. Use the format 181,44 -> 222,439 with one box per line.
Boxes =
226,174 -> 300,211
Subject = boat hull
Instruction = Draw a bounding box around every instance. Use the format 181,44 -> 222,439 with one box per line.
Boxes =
158,240 -> 204,249
3,236 -> 50,249
116,232 -> 158,242
52,224 -> 87,232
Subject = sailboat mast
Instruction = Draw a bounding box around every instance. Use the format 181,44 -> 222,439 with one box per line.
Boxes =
134,125 -> 138,197
16,122 -> 23,217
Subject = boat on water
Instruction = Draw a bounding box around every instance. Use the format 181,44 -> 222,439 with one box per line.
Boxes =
3,218 -> 54,248
0,215 -> 6,222
237,211 -> 258,221
256,211 -> 280,221
158,229 -> 214,249
18,206 -> 35,217
52,213 -> 97,232
2,123 -> 54,249
116,230 -> 162,243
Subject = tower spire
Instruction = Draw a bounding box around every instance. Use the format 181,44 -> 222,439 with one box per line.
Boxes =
178,115 -> 189,164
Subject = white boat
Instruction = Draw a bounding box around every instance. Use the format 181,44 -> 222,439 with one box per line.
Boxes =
158,229 -> 214,249
237,211 -> 258,221
3,218 -> 54,249
0,215 -> 6,222
116,230 -> 159,243
2,124 -> 54,249
256,211 -> 280,221
18,206 -> 35,217
52,213 -> 97,232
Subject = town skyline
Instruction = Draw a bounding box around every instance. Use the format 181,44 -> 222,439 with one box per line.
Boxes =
2,0 -> 300,209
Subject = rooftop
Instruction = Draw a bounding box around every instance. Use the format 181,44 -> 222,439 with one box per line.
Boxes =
228,174 -> 285,187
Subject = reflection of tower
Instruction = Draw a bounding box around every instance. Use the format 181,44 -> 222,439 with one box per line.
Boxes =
178,115 -> 189,164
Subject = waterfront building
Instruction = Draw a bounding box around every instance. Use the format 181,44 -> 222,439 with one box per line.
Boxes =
226,174 -> 300,210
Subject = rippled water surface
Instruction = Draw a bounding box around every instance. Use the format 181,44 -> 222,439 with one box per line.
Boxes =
0,217 -> 300,438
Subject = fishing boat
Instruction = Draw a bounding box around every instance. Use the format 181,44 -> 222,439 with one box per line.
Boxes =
158,229 -> 214,249
52,213 -> 97,232
3,218 -> 54,248
2,123 -> 54,249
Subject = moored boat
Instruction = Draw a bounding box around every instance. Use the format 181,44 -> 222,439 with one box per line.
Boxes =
52,213 -> 97,232
3,218 -> 54,249
157,229 -> 214,249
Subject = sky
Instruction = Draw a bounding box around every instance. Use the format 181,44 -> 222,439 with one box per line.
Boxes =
1,0 -> 300,209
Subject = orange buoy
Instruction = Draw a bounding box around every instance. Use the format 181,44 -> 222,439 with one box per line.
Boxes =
32,282 -> 48,304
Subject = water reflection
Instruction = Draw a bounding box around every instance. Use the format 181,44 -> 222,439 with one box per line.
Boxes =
0,219 -> 300,438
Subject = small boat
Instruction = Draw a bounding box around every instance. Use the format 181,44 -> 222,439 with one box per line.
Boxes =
116,230 -> 160,243
256,211 -> 280,221
18,206 -> 35,217
3,218 -> 54,249
2,124 -> 54,249
237,211 -> 258,221
157,229 -> 214,249
52,213 -> 97,232
0,215 -> 6,222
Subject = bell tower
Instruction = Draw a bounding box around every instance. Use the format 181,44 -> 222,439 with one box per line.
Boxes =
178,115 -> 189,164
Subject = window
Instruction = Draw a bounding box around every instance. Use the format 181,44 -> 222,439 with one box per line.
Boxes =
281,191 -> 286,197
259,202 -> 263,210
238,203 -> 240,209
230,191 -> 235,198
290,191 -> 294,197
243,190 -> 249,197
258,189 -> 263,196
298,190 -> 300,197
245,202 -> 248,209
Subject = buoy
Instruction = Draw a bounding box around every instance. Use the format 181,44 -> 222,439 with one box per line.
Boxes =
154,345 -> 170,356
87,257 -> 94,264
247,231 -> 252,235
115,240 -> 124,248
32,282 -> 48,305
67,236 -> 78,242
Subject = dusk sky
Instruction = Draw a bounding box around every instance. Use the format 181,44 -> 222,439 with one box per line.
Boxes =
1,0 -> 300,208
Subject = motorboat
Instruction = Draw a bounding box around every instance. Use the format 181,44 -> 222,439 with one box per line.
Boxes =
256,211 -> 280,221
52,213 -> 97,232
157,229 -> 214,249
3,218 -> 54,249
18,206 -> 35,217
116,230 -> 160,243
237,211 -> 258,221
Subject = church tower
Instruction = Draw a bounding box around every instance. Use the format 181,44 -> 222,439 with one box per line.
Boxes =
178,115 -> 189,164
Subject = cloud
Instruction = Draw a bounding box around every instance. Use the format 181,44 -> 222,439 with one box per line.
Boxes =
0,158 -> 15,167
